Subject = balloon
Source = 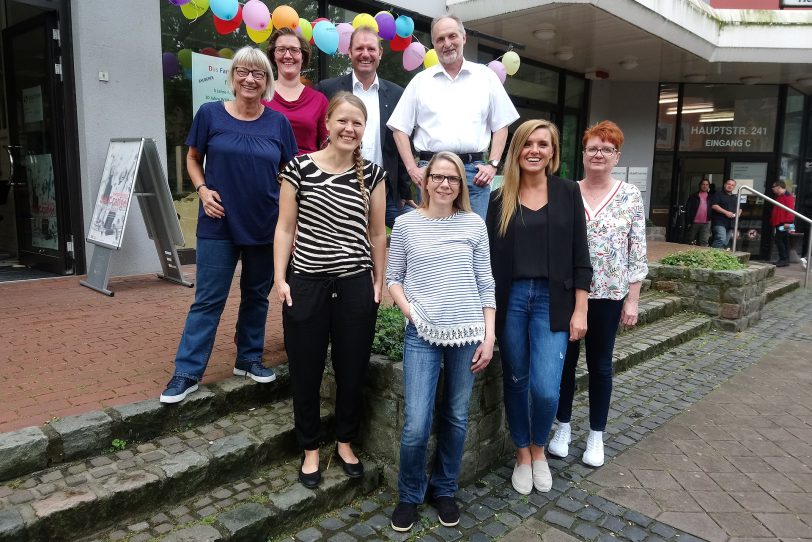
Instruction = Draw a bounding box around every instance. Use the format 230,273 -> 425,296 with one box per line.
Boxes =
162,52 -> 180,78
402,42 -> 425,71
219,47 -> 235,59
209,0 -> 238,21
389,34 -> 412,52
243,0 -> 271,31
423,49 -> 439,68
272,5 -> 299,30
312,20 -> 339,55
336,22 -> 353,55
395,15 -> 414,38
213,5 -> 242,34
488,60 -> 507,84
168,0 -> 190,5
297,18 -> 313,42
502,51 -> 520,76
246,26 -> 272,43
201,47 -> 219,57
352,13 -> 378,33
177,48 -> 193,70
375,12 -> 396,40
180,0 -> 208,19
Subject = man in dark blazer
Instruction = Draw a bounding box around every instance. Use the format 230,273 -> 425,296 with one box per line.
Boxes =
315,27 -> 415,227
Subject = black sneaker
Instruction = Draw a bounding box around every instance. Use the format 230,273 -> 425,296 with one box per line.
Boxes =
390,502 -> 418,532
431,495 -> 460,527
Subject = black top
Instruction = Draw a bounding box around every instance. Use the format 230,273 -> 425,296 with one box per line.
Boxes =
710,192 -> 738,228
513,205 -> 549,279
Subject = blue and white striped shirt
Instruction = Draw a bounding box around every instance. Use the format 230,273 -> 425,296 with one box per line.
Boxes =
386,210 -> 496,346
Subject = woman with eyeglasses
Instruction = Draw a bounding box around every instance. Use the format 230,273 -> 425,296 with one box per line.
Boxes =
265,27 -> 328,154
386,152 -> 495,533
160,47 -> 297,404
547,120 -> 648,467
486,120 -> 592,495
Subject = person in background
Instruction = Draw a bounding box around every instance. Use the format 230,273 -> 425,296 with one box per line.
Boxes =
486,120 -> 592,495
274,92 -> 386,489
265,27 -> 328,154
684,178 -> 712,246
710,178 -> 740,249
548,121 -> 648,468
770,180 -> 795,267
160,47 -> 297,404
386,152 -> 495,532
316,26 -> 415,227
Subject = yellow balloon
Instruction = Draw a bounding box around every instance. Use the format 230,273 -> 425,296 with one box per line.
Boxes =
219,48 -> 235,59
247,26 -> 272,44
352,13 -> 378,33
502,51 -> 520,76
180,0 -> 209,20
298,18 -> 313,42
423,49 -> 439,68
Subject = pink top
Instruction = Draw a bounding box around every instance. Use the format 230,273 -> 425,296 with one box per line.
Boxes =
263,86 -> 328,155
694,192 -> 709,224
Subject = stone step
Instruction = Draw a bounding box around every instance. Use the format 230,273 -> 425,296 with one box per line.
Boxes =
74,452 -> 380,542
764,274 -> 801,302
0,397 -> 334,542
573,311 -> 712,393
631,291 -> 682,326
0,369 -> 292,484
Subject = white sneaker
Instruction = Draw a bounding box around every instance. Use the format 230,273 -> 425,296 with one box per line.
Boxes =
801,257 -> 808,270
547,423 -> 571,458
532,459 -> 552,492
582,430 -> 604,467
511,462 -> 532,495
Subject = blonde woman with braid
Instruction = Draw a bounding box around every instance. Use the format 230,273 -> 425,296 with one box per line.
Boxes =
274,92 -> 387,489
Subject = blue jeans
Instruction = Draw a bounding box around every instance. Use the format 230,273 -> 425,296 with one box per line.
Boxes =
398,323 -> 478,503
385,191 -> 414,228
173,238 -> 274,381
499,279 -> 569,448
417,159 -> 490,220
711,225 -> 732,249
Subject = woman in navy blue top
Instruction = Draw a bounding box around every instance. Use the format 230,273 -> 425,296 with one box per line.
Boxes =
160,47 -> 297,404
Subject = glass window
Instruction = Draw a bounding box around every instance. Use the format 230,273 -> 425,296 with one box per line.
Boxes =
655,83 -> 678,151
565,75 -> 584,109
782,87 -> 803,157
560,114 -> 578,180
678,84 -> 779,152
649,153 -> 673,226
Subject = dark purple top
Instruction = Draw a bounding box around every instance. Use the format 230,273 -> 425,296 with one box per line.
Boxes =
263,86 -> 328,155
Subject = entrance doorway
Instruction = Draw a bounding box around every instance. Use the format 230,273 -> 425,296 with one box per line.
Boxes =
669,157 -> 725,243
0,0 -> 75,281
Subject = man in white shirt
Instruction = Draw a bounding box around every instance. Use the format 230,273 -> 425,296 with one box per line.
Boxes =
387,15 -> 519,219
316,27 -> 414,226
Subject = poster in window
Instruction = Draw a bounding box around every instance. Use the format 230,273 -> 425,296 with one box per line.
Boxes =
87,140 -> 143,248
26,154 -> 57,250
191,52 -> 232,117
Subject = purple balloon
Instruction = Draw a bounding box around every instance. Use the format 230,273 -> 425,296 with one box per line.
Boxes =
375,12 -> 396,41
168,0 -> 191,5
162,52 -> 180,78
487,60 -> 507,84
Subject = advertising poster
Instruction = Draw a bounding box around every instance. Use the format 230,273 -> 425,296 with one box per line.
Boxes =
26,154 -> 57,250
87,140 -> 143,248
191,52 -> 232,117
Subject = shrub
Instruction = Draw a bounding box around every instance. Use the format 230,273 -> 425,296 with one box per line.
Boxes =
660,249 -> 745,270
372,305 -> 405,362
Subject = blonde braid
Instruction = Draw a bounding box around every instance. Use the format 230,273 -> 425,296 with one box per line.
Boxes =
354,146 -> 372,247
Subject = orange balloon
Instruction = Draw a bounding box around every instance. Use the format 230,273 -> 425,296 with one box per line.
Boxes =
272,5 -> 299,29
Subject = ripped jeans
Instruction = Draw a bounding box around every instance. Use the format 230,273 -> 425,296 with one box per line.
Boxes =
499,278 -> 569,448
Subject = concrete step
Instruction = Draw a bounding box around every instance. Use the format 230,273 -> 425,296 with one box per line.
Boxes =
764,274 -> 801,302
0,398 -> 334,542
632,291 -> 682,326
573,311 -> 712,393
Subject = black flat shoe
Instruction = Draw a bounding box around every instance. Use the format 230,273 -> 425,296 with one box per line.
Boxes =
335,444 -> 364,478
299,455 -> 321,489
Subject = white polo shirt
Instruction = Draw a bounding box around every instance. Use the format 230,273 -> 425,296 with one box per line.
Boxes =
387,59 -> 519,153
352,72 -> 383,167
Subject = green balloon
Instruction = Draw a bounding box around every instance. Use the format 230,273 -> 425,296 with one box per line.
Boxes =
178,48 -> 193,69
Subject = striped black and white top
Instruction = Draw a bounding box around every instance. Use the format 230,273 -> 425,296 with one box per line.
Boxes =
279,154 -> 386,277
386,210 -> 496,346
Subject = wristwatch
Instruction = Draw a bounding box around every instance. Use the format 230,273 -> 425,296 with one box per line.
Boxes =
488,159 -> 500,168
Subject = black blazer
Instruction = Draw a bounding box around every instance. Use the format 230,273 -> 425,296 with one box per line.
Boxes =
315,74 -> 411,202
486,175 -> 593,335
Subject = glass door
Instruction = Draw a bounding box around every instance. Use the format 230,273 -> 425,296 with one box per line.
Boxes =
728,160 -> 772,258
669,157 -> 725,242
3,10 -> 71,273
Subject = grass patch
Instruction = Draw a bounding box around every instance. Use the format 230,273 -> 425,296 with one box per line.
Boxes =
660,249 -> 745,271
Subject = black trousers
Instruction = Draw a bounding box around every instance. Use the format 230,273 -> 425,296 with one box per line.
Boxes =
774,229 -> 790,262
283,270 -> 379,450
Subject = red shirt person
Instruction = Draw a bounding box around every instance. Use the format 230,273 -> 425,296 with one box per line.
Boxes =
770,180 -> 795,267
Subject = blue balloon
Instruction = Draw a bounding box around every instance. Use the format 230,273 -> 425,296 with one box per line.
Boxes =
395,15 -> 414,38
312,21 -> 339,55
210,0 -> 239,21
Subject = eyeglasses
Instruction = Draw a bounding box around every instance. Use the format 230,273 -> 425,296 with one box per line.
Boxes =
234,67 -> 267,80
428,174 -> 462,186
274,46 -> 302,56
583,146 -> 618,157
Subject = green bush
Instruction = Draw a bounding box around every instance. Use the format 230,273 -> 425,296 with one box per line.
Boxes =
372,305 -> 405,362
660,249 -> 745,270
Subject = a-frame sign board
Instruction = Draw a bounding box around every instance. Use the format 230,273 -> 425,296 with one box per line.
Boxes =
81,138 -> 193,296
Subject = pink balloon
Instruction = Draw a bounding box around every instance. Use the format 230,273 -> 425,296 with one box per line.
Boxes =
243,0 -> 271,31
336,23 -> 354,55
403,42 -> 426,71
488,60 -> 507,84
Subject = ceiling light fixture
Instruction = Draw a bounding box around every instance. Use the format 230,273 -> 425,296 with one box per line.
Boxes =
533,25 -> 556,41
740,76 -> 762,85
684,74 -> 707,83
699,111 -> 734,123
619,56 -> 638,70
554,47 -> 574,61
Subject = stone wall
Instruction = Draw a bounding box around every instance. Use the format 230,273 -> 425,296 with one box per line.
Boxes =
647,262 -> 773,332
322,353 -> 510,490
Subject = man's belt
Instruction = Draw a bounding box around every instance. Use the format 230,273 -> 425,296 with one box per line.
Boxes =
417,151 -> 485,164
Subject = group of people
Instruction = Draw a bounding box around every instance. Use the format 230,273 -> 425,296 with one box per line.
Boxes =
684,177 -> 742,249
157,14 -> 648,534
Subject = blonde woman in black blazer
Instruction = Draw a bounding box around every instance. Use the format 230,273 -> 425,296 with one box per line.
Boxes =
485,119 -> 592,495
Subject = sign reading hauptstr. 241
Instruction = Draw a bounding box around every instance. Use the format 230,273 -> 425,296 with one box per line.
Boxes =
780,0 -> 812,7
689,125 -> 770,150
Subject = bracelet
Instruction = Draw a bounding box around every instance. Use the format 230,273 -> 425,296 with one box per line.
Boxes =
195,183 -> 207,193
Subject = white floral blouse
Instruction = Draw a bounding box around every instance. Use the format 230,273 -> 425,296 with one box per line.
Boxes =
579,180 -> 648,300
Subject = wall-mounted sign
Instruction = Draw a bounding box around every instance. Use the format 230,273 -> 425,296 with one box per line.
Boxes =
627,167 -> 648,192
612,166 -> 627,182
780,0 -> 812,7
730,162 -> 768,193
